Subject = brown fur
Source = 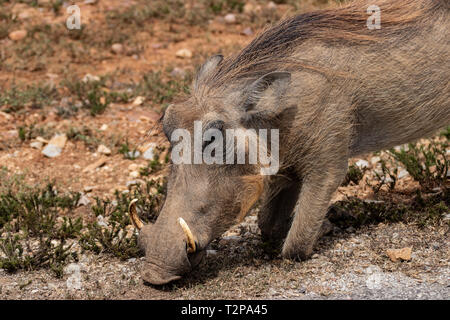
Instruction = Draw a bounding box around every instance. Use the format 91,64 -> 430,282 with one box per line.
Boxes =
138,0 -> 449,285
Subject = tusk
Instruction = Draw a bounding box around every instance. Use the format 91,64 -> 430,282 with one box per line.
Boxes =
177,217 -> 196,253
128,199 -> 144,230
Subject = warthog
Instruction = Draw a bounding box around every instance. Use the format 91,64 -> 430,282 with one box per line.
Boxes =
129,0 -> 449,285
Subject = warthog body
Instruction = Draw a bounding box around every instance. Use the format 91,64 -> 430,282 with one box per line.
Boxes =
133,0 -> 449,284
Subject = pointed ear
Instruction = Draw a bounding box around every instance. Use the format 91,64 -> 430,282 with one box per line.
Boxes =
194,55 -> 224,91
243,71 -> 291,112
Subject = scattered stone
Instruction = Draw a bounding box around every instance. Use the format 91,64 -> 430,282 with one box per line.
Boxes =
142,143 -> 156,160
100,124 -> 108,131
0,111 -> 12,122
175,48 -> 193,59
36,136 -> 49,144
126,150 -> 140,159
206,250 -> 217,256
442,214 -> 450,222
370,156 -> 381,165
84,0 -> 97,4
83,157 -> 107,172
132,96 -> 145,106
224,13 -> 236,24
65,263 -> 82,291
82,73 -> 100,83
267,1 -> 277,10
397,169 -> 409,179
128,163 -> 139,171
386,247 -> 412,262
83,186 -> 96,193
9,30 -> 27,41
77,195 -> 90,207
30,141 -> 43,150
129,171 -> 140,178
241,27 -> 254,36
243,3 -> 261,15
394,144 -> 409,152
42,144 -> 62,158
48,134 -> 67,149
355,159 -> 369,169
97,215 -> 108,227
97,144 -> 112,155
126,180 -> 144,188
111,43 -> 123,54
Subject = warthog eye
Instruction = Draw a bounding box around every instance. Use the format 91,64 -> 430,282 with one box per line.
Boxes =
202,120 -> 224,151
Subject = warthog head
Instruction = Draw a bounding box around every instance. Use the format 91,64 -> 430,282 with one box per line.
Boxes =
129,55 -> 292,285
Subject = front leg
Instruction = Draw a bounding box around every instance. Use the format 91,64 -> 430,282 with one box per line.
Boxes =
258,177 -> 301,245
282,162 -> 348,260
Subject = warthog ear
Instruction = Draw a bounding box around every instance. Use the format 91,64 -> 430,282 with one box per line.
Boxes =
242,72 -> 291,121
194,55 -> 224,92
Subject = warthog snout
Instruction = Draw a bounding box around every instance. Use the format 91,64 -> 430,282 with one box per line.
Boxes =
129,200 -> 206,285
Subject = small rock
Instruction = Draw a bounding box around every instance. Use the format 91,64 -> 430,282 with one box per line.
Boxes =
30,141 -> 43,150
397,169 -> 409,179
42,144 -> 62,158
97,215 -> 108,227
48,134 -> 67,149
126,150 -> 140,159
84,0 -> 97,4
370,156 -> 381,165
386,247 -> 412,262
82,157 -> 107,172
142,144 -> 156,160
97,144 -> 111,155
111,43 -> 123,54
82,73 -> 100,83
77,195 -> 90,207
0,111 -> 12,122
9,30 -> 27,41
175,48 -> 193,59
224,13 -> 236,24
83,186 -> 96,193
126,180 -> 143,188
36,136 -> 48,144
129,171 -> 140,178
206,249 -> 217,256
128,163 -> 139,171
355,159 -> 369,169
241,27 -> 254,36
267,1 -> 277,10
132,96 -> 145,106
65,263 -> 82,291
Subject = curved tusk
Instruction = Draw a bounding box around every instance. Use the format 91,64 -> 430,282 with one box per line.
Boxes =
177,217 -> 196,253
128,199 -> 144,230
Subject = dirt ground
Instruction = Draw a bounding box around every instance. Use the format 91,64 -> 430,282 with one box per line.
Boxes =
0,0 -> 448,300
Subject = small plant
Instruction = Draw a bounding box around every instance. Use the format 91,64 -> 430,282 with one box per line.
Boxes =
389,140 -> 448,190
366,160 -> 398,193
0,84 -> 58,113
62,78 -> 110,116
136,71 -> 191,110
79,179 -> 167,259
342,164 -> 365,186
118,139 -> 140,160
0,183 -> 82,276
